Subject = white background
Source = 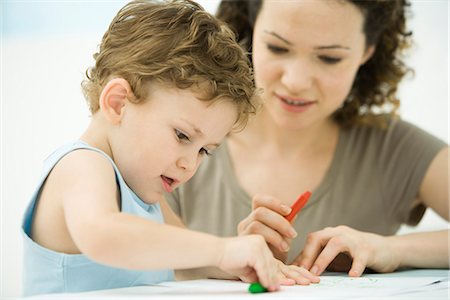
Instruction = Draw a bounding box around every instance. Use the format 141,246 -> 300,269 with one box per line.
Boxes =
1,0 -> 448,298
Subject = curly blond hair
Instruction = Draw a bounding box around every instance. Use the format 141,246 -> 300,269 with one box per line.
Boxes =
82,0 -> 257,129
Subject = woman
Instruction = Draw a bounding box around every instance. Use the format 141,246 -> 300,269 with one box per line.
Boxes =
166,0 -> 449,279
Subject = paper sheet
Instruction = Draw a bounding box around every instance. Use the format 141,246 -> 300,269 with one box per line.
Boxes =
29,269 -> 449,299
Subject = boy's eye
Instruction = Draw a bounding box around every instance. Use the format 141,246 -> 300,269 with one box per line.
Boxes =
318,55 -> 342,65
267,44 -> 288,54
175,129 -> 190,142
199,148 -> 211,156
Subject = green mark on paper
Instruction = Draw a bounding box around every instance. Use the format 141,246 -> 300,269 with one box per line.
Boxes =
248,282 -> 268,293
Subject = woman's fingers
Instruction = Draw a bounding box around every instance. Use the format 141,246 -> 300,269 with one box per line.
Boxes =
251,194 -> 292,216
307,235 -> 354,275
292,228 -> 333,270
293,225 -> 391,276
238,194 -> 297,252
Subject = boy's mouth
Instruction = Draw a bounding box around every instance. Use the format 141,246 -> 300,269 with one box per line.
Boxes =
161,175 -> 178,193
161,175 -> 174,185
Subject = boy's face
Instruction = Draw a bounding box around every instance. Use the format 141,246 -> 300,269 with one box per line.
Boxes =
110,82 -> 237,204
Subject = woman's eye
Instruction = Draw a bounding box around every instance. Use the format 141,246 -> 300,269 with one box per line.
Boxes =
267,44 -> 288,54
199,148 -> 211,156
175,129 -> 189,142
319,56 -> 342,65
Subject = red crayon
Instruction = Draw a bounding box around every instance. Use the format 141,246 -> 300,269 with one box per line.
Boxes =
285,191 -> 312,222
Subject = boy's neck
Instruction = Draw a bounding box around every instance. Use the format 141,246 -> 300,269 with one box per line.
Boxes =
80,115 -> 113,159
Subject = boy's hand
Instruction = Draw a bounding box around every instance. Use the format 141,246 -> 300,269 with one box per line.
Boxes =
275,259 -> 320,285
217,235 -> 280,292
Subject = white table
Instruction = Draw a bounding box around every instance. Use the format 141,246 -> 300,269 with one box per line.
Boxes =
30,269 -> 449,299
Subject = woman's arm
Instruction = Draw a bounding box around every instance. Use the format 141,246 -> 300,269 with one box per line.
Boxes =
391,147 -> 449,268
294,147 -> 449,276
237,148 -> 449,276
419,147 -> 449,220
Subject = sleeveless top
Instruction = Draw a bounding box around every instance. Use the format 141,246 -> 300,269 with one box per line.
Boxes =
166,119 -> 447,262
22,141 -> 174,297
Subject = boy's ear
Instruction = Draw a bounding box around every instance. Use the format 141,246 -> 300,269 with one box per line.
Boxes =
99,78 -> 132,124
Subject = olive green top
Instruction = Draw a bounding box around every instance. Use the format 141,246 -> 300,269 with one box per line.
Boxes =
166,119 -> 446,262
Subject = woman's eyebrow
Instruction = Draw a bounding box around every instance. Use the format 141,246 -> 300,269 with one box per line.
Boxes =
264,30 -> 351,51
264,30 -> 293,46
315,45 -> 351,50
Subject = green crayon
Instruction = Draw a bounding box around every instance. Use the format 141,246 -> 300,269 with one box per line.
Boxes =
248,282 -> 268,293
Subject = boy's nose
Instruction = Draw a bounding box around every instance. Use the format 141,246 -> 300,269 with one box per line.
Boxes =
176,154 -> 198,173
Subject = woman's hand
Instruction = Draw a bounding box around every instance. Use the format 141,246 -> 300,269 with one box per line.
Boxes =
292,225 -> 399,277
237,194 -> 298,262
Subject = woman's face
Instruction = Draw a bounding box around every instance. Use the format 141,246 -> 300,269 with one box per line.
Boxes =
252,0 -> 374,130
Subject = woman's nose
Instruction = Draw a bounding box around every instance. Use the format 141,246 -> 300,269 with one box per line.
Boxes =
281,58 -> 314,93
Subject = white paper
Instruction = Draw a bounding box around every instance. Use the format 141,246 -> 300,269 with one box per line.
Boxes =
29,269 -> 449,299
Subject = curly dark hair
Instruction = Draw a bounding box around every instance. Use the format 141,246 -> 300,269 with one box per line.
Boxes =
216,0 -> 413,128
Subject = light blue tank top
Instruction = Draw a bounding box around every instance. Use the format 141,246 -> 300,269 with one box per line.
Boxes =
22,141 -> 174,297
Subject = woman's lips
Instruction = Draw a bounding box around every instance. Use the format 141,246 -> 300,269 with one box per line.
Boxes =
276,94 -> 315,113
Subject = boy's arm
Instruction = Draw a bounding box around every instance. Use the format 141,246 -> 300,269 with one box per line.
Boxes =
175,267 -> 237,281
160,198 -> 237,280
58,149 -> 283,292
160,198 -> 185,228
60,150 -> 224,270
